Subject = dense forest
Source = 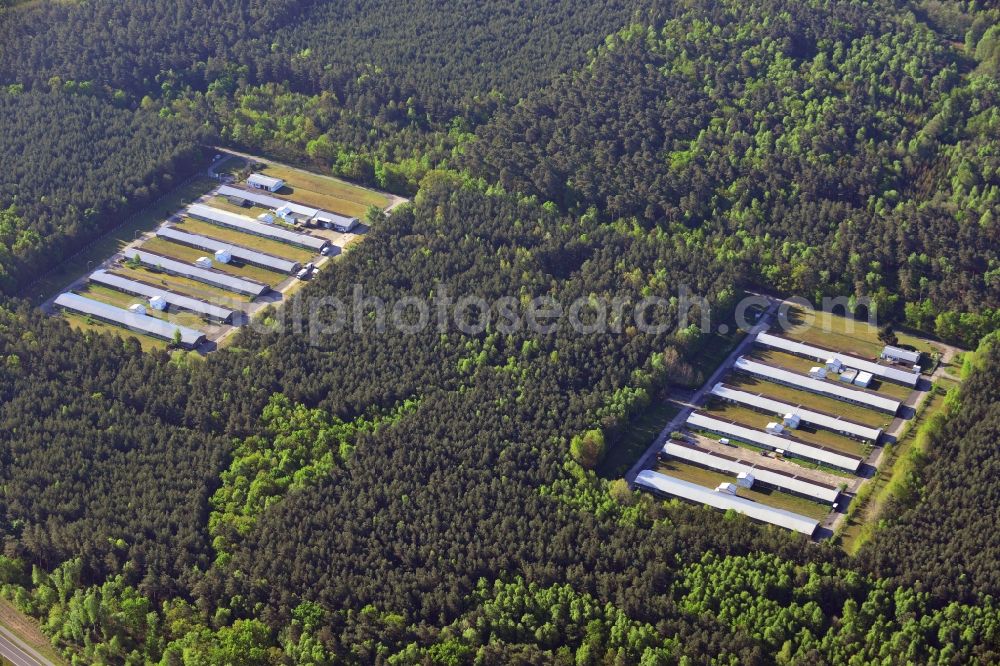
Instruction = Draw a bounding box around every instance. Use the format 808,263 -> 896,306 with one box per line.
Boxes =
860,333 -> 1000,603
0,0 -> 1000,663
2,180 -> 1000,663
0,90 -> 205,291
463,0 -> 1000,342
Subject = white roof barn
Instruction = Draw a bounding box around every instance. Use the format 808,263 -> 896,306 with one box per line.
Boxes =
247,173 -> 285,192
881,345 -> 921,366
54,293 -> 206,348
755,332 -> 919,387
710,383 -> 882,442
661,442 -> 842,503
734,356 -> 901,415
156,226 -> 301,274
218,186 -> 320,218
187,203 -> 328,252
687,411 -> 864,472
125,249 -> 269,297
89,270 -> 235,322
635,470 -> 820,535
216,185 -> 354,228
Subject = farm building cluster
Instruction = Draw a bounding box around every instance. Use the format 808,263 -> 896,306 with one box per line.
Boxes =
52,169 -> 383,351
635,320 -> 927,538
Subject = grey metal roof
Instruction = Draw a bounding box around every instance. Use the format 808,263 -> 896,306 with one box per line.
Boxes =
661,442 -> 841,503
313,211 -> 359,231
55,292 -> 205,346
734,356 -> 901,414
634,470 -> 819,535
218,185 -> 359,229
156,226 -> 300,274
125,249 -> 268,297
218,185 -> 320,217
686,412 -> 863,472
247,173 -> 284,189
710,383 -> 882,442
882,345 -> 921,364
756,332 -> 919,387
188,203 -> 328,251
88,270 -> 235,322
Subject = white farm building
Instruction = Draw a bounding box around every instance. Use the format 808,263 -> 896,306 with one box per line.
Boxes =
635,470 -> 819,535
247,173 -> 285,192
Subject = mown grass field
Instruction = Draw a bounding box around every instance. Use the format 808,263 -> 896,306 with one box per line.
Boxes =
725,372 -> 893,428
781,304 -> 943,361
748,348 -> 914,401
703,400 -> 869,457
654,458 -> 831,520
176,217 -> 317,263
140,237 -> 287,287
207,196 -> 275,218
112,265 -> 253,305
258,163 -> 390,217
75,284 -> 208,330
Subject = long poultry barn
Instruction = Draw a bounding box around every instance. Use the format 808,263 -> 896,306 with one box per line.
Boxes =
88,270 -> 236,323
217,185 -> 359,232
124,249 -> 269,298
733,356 -> 902,415
156,226 -> 301,274
187,203 -> 329,252
754,332 -> 920,387
54,292 -> 206,348
686,411 -> 863,473
660,441 -> 841,504
709,382 -> 882,443
634,469 -> 819,536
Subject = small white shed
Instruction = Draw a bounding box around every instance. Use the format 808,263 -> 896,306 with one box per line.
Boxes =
809,366 -> 828,379
195,257 -> 213,269
782,413 -> 801,429
765,422 -> 785,435
854,371 -> 873,388
715,482 -> 738,495
257,213 -> 275,224
214,248 -> 232,264
736,472 -> 755,488
148,295 -> 168,311
826,357 -> 844,373
128,303 -> 147,316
